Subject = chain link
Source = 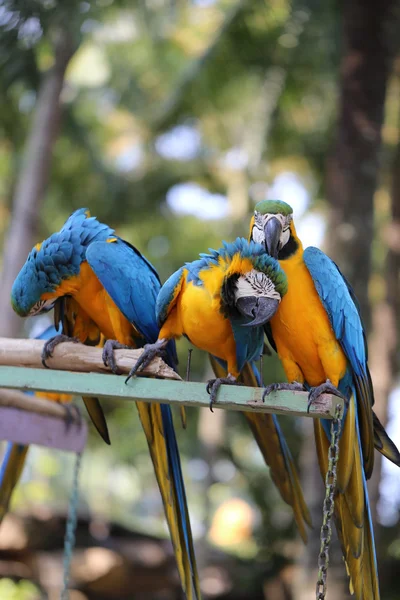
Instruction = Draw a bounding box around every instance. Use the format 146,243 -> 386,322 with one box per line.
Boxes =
316,403 -> 343,600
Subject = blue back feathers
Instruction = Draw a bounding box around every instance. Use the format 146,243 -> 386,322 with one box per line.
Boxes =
303,247 -> 367,385
156,267 -> 184,329
11,209 -> 115,316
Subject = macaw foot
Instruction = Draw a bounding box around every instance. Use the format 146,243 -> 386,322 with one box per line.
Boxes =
102,339 -> 131,374
60,402 -> 82,431
206,374 -> 237,412
262,381 -> 305,402
42,334 -> 80,368
307,379 -> 347,414
125,339 -> 167,384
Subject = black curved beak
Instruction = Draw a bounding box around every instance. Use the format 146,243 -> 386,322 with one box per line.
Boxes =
264,217 -> 282,258
236,296 -> 280,327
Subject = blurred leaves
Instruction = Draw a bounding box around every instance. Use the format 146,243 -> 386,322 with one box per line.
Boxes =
0,0 -> 371,596
0,578 -> 41,600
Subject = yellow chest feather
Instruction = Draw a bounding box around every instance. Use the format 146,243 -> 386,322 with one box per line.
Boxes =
270,255 -> 347,386
42,262 -> 135,345
160,272 -> 238,372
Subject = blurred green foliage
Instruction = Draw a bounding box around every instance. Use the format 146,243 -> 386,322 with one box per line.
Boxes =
0,0 -> 340,560
0,578 -> 41,600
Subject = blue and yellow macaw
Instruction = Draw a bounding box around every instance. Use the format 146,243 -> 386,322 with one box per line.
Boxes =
0,324 -> 73,525
249,199 -> 400,599
11,209 -> 200,600
127,237 -> 312,541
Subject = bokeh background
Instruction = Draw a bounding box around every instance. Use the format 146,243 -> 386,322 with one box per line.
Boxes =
0,0 -> 399,599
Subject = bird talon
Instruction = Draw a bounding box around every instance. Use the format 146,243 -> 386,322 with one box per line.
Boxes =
125,342 -> 165,384
206,379 -> 216,395
262,383 -> 277,401
206,376 -> 237,412
262,381 -> 305,403
41,334 -> 79,368
307,380 -> 347,413
102,340 -> 130,374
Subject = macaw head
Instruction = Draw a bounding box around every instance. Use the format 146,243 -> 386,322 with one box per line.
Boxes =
220,238 -> 288,326
11,238 -> 80,317
11,208 -> 114,317
249,199 -> 301,259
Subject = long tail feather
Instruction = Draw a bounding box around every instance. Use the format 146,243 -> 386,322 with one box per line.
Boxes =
210,357 -> 311,542
317,395 -> 380,599
136,401 -> 200,600
373,411 -> 400,467
0,443 -> 29,524
82,396 -> 110,445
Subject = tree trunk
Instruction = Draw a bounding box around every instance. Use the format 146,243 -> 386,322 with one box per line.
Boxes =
325,0 -> 396,330
368,104 -> 400,520
0,28 -> 76,337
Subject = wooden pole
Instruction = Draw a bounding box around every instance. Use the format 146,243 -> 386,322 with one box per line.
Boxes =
0,388 -> 77,421
0,337 -> 180,380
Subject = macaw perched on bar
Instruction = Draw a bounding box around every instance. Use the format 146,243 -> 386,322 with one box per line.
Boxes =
127,237 -> 312,541
0,324 -> 73,525
249,199 -> 400,600
10,209 -> 200,600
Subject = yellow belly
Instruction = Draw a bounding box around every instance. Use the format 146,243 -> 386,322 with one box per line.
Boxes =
74,264 -> 135,345
271,256 -> 347,387
42,262 -> 136,345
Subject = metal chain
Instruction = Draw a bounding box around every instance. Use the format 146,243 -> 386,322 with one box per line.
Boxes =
316,403 -> 344,600
61,452 -> 82,600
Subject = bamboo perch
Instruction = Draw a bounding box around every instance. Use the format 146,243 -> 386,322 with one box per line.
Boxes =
0,337 -> 181,380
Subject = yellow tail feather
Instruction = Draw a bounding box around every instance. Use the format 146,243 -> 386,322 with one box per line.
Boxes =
136,401 -> 200,600
0,445 -> 29,525
210,358 -> 311,542
82,396 -> 110,445
336,396 -> 355,494
316,395 -> 380,599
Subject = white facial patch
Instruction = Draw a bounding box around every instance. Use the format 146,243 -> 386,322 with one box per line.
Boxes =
29,299 -> 55,316
252,211 -> 292,250
235,269 -> 282,302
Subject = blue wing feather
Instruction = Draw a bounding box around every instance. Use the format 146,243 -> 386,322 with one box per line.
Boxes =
86,240 -> 161,344
156,267 -> 185,329
86,237 -> 200,593
86,239 -> 178,368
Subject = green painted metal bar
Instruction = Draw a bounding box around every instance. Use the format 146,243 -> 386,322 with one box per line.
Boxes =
0,366 -> 343,419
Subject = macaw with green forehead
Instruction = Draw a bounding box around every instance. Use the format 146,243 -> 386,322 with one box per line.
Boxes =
249,198 -> 400,600
11,208 -> 200,600
127,237 -> 312,542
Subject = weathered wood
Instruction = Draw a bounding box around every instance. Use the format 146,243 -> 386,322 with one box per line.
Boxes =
0,389 -> 80,422
0,406 -> 87,452
0,366 -> 343,419
0,337 -> 181,380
